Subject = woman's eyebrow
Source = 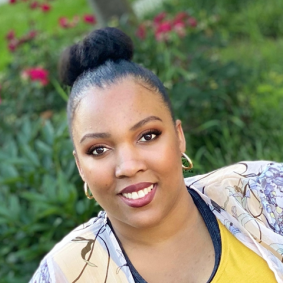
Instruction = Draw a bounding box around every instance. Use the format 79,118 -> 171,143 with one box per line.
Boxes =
130,116 -> 162,131
80,116 -> 162,143
80,132 -> 111,143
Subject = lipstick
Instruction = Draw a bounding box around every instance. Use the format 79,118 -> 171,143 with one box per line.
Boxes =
119,183 -> 157,208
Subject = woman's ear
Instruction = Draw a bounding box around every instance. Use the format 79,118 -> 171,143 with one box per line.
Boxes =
175,120 -> 186,154
73,150 -> 85,181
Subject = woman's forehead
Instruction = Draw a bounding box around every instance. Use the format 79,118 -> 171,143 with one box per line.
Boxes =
79,79 -> 167,115
72,79 -> 171,136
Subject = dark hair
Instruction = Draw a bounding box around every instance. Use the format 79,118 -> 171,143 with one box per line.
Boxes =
58,27 -> 175,138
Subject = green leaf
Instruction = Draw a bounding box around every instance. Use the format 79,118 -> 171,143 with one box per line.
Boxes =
51,79 -> 69,102
9,195 -> 20,221
35,140 -> 52,155
42,121 -> 55,145
21,192 -> 47,203
21,145 -> 40,166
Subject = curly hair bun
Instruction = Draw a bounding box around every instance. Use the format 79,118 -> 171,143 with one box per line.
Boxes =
59,27 -> 134,86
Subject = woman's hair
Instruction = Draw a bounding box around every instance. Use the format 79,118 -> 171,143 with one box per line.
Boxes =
58,27 -> 174,137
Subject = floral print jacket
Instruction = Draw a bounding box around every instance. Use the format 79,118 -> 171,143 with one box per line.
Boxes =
29,161 -> 283,282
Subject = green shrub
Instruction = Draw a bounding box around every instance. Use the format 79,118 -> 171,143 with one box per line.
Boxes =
1,2 -> 283,281
0,113 -> 100,283
122,10 -> 258,171
0,0 -> 91,70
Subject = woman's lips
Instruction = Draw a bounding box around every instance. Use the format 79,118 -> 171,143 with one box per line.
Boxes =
119,182 -> 154,194
119,183 -> 157,208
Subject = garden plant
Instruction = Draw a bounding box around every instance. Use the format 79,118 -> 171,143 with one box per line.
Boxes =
1,0 -> 283,282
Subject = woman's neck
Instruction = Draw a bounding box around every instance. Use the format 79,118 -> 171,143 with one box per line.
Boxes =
108,186 -> 200,248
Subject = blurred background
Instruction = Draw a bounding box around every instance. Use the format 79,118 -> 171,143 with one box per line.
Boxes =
0,0 -> 283,281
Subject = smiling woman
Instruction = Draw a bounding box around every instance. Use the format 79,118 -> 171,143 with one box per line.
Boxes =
29,27 -> 283,282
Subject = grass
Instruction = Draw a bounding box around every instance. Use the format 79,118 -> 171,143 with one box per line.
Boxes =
0,0 -> 91,70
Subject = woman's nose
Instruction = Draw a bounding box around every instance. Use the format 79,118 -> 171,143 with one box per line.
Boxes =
115,146 -> 146,178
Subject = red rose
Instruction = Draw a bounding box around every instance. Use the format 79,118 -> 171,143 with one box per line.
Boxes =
9,0 -> 17,4
41,3 -> 51,12
83,14 -> 96,24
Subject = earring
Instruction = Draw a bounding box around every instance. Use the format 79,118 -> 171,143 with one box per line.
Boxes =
84,182 -> 94,199
182,153 -> 193,170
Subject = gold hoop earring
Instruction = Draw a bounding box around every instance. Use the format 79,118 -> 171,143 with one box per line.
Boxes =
182,153 -> 193,170
84,182 -> 94,199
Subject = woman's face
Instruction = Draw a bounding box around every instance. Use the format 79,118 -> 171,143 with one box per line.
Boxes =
72,77 -> 187,229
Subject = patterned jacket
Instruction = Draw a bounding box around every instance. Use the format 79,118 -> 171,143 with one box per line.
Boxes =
30,161 -> 283,282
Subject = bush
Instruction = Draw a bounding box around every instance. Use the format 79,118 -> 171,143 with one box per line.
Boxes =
0,4 -> 100,282
1,1 -> 283,281
0,113 -> 100,283
122,10 -> 258,171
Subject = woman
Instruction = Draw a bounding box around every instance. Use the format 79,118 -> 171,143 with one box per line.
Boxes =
30,27 -> 283,282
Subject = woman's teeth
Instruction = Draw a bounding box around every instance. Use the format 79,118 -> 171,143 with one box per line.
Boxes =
122,184 -> 154,200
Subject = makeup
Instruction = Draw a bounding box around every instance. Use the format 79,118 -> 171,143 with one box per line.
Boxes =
119,183 -> 157,208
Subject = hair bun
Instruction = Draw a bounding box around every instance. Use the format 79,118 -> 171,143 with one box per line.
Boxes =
59,27 -> 134,86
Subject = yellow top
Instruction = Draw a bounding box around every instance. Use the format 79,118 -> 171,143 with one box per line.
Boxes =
212,220 -> 277,282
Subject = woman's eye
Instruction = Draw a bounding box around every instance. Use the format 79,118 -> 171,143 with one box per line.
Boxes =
92,147 -> 109,156
140,133 -> 157,142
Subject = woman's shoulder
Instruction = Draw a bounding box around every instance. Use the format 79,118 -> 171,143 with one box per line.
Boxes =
185,160 -> 282,190
49,211 -> 107,255
29,211 -> 109,282
29,210 -> 133,282
185,160 -> 283,236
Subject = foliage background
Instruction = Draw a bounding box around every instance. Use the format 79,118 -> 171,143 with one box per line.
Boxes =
0,0 -> 283,281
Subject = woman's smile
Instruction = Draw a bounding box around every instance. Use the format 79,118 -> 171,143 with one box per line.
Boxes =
119,182 -> 157,208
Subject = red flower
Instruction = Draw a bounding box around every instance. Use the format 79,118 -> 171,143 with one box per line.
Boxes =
28,30 -> 37,39
175,12 -> 189,22
173,12 -> 189,26
154,12 -> 166,25
188,17 -> 197,28
59,17 -> 69,28
136,24 -> 146,40
155,21 -> 172,41
156,21 -> 172,33
59,16 -> 79,28
6,30 -> 15,41
41,3 -> 51,12
9,0 -> 17,4
29,1 -> 38,9
173,22 -> 186,37
23,67 -> 49,86
8,39 -> 19,52
83,14 -> 96,24
18,30 -> 37,44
